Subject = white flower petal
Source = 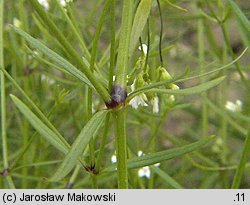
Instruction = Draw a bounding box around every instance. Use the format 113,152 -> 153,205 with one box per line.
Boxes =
38,0 -> 49,10
154,163 -> 160,167
138,166 -> 150,179
111,155 -> 117,164
131,80 -> 136,92
225,100 -> 242,112
129,94 -> 148,109
59,0 -> 66,7
138,44 -> 148,54
171,84 -> 179,90
138,150 -> 143,157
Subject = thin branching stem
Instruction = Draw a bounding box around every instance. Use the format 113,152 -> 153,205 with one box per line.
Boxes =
0,0 -> 15,188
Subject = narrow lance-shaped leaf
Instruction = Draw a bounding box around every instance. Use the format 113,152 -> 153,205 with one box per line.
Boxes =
1,67 -> 67,141
10,95 -> 70,154
115,0 -> 133,87
151,166 -> 183,189
50,110 -> 109,182
104,135 -> 215,172
128,76 -> 225,100
228,0 -> 250,38
129,0 -> 152,56
11,26 -> 94,88
29,0 -> 111,103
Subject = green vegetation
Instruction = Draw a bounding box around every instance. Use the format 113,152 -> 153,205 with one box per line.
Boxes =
0,0 -> 249,188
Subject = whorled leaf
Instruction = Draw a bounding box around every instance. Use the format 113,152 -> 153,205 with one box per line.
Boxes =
50,110 -> 109,182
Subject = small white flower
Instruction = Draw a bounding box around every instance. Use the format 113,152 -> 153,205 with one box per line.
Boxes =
38,0 -> 49,10
137,151 -> 160,179
129,79 -> 148,109
59,0 -> 66,7
151,96 -> 159,113
138,166 -> 150,179
138,44 -> 148,55
111,155 -> 117,164
41,74 -> 55,85
13,18 -> 21,28
138,150 -> 143,157
59,0 -> 73,9
225,100 -> 242,112
129,94 -> 148,109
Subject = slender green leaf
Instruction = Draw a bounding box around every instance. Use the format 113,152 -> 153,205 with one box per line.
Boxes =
129,0 -> 152,56
11,26 -> 94,88
151,166 -> 183,188
1,0 -> 15,188
115,0 -> 133,87
104,135 -> 215,172
51,110 -> 109,181
1,68 -> 68,143
228,0 -> 250,38
177,47 -> 248,82
54,0 -> 90,59
29,0 -> 111,103
162,0 -> 188,12
128,76 -> 225,100
10,95 -> 70,154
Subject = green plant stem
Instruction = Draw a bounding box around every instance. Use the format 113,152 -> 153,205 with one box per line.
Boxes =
198,18 -> 208,138
148,117 -> 157,188
114,109 -> 128,188
109,0 -> 116,91
54,0 -> 89,59
96,113 -> 110,170
220,42 -> 228,166
29,0 -> 111,103
87,1 -> 112,187
0,0 -> 15,188
231,134 -> 250,188
66,165 -> 81,188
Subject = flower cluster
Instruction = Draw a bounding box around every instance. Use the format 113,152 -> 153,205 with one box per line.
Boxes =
128,44 -> 179,114
38,0 -> 73,10
225,100 -> 242,112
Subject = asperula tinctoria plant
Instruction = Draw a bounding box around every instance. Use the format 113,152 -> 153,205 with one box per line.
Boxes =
105,85 -> 127,109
